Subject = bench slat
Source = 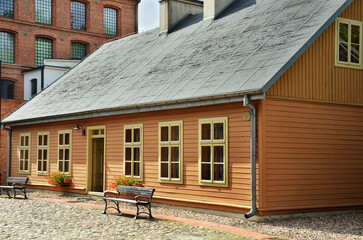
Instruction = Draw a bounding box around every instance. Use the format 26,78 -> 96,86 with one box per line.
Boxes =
7,177 -> 28,184
117,186 -> 154,197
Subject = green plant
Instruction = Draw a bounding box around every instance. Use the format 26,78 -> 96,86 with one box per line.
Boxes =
47,171 -> 71,189
109,175 -> 141,190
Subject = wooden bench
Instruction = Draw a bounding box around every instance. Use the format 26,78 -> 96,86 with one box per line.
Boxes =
0,177 -> 28,199
102,186 -> 155,219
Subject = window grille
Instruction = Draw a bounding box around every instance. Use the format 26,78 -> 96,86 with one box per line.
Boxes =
71,1 -> 86,31
104,8 -> 117,36
35,37 -> 52,66
0,32 -> 14,63
71,42 -> 87,59
0,0 -> 14,18
36,0 -> 52,25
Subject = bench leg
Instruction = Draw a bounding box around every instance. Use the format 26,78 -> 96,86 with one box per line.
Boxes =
134,204 -> 140,220
23,188 -> 27,199
13,188 -> 16,199
148,203 -> 153,219
102,199 -> 108,214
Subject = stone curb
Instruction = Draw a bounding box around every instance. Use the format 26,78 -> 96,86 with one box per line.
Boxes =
30,197 -> 295,240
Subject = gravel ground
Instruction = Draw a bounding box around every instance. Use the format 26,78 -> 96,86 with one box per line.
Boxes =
3,190 -> 363,240
0,196 -> 247,240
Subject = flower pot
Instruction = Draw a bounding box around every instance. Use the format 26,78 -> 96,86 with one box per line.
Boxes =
62,178 -> 72,185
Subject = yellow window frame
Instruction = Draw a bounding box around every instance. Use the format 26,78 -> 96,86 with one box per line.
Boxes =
37,131 -> 50,175
158,120 -> 183,184
198,117 -> 228,187
124,124 -> 143,181
58,130 -> 72,174
335,18 -> 363,69
19,133 -> 31,174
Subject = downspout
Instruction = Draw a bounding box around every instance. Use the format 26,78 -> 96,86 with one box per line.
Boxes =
243,95 -> 257,219
2,125 -> 11,185
41,66 -> 44,90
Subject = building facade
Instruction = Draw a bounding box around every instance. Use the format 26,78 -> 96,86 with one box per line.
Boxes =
0,0 -> 139,184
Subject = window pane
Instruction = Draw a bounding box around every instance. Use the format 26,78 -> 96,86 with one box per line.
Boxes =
43,160 -> 47,171
35,38 -> 52,66
24,161 -> 28,171
65,149 -> 69,160
100,129 -> 104,135
214,164 -> 224,181
125,162 -> 131,175
43,150 -> 47,160
134,128 -> 140,142
20,150 -> 24,159
214,146 -> 224,163
65,133 -> 70,145
38,135 -> 43,146
161,163 -> 168,178
20,160 -> 24,171
65,161 -> 69,173
133,147 -> 140,161
161,147 -> 168,162
31,79 -> 38,97
59,134 -> 64,145
71,42 -> 87,60
214,123 -> 224,140
93,130 -> 99,135
201,146 -> 211,163
339,23 -> 348,42
21,136 -> 24,147
38,150 -> 42,160
201,124 -> 211,140
161,126 -> 168,141
351,25 -> 360,44
339,42 -> 348,62
25,150 -> 29,160
201,164 -> 211,180
71,1 -> 86,31
171,163 -> 179,179
351,44 -> 360,64
1,80 -> 14,99
0,0 -> 14,18
59,161 -> 63,172
38,160 -> 42,171
104,8 -> 117,36
25,136 -> 29,146
125,129 -> 132,143
0,32 -> 14,63
43,135 -> 48,146
134,162 -> 139,176
36,0 -> 52,25
171,147 -> 179,162
125,147 -> 131,161
171,126 -> 179,141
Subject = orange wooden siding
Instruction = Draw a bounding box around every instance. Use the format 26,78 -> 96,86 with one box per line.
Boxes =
260,97 -> 363,211
267,0 -> 363,105
10,102 -> 255,210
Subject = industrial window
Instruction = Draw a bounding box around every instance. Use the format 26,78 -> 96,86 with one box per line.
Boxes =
159,121 -> 183,184
124,124 -> 143,180
1,80 -> 14,99
31,79 -> 37,98
199,117 -> 228,187
71,42 -> 87,59
35,37 -> 52,66
104,7 -> 117,36
37,132 -> 49,174
19,133 -> 31,174
71,1 -> 86,31
0,31 -> 14,63
35,0 -> 52,25
0,0 -> 14,18
336,18 -> 363,69
58,130 -> 72,174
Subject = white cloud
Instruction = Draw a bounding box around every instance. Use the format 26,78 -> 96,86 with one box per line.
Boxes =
138,0 -> 160,32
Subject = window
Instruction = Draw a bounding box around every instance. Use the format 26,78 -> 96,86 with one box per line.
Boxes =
19,133 -> 31,174
71,42 -> 87,59
124,124 -> 143,180
0,32 -> 14,63
1,80 -> 14,99
159,121 -> 183,183
71,1 -> 86,31
336,18 -> 363,69
37,132 -> 49,174
58,130 -> 72,173
35,37 -> 52,66
104,7 -> 117,36
199,117 -> 228,187
31,79 -> 37,98
0,0 -> 14,18
36,0 -> 52,25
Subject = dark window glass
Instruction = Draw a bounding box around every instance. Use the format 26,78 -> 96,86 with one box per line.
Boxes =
0,0 -> 14,18
0,32 -> 14,63
1,80 -> 14,99
35,37 -> 52,66
104,7 -> 117,36
36,0 -> 52,25
71,42 -> 86,59
71,1 -> 86,31
31,79 -> 37,97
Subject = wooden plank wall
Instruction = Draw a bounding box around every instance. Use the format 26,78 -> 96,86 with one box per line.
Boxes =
261,97 -> 363,211
267,0 -> 363,105
10,102 -> 254,211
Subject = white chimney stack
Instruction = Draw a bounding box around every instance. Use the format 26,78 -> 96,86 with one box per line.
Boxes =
204,0 -> 234,20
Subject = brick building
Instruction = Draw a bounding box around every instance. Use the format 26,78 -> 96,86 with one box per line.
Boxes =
0,0 -> 139,184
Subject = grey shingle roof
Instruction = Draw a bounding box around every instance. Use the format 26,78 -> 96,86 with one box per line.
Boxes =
2,0 -> 352,125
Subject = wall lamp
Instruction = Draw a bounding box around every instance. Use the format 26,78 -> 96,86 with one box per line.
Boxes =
74,124 -> 86,136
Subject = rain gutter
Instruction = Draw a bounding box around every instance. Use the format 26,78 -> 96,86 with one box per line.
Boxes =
2,126 -> 11,185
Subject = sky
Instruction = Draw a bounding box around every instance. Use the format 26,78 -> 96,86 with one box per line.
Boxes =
138,0 -> 160,33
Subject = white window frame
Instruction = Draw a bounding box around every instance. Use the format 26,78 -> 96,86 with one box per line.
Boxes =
58,130 -> 72,174
37,131 -> 50,175
19,133 -> 31,174
123,124 -> 143,181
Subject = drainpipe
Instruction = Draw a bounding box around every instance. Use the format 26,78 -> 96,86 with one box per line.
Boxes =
2,125 -> 11,185
243,95 -> 257,219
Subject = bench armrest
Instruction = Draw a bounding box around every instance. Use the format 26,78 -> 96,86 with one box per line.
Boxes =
103,190 -> 119,198
135,195 -> 151,203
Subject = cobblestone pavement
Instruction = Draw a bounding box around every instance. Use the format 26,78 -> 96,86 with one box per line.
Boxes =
0,197 -> 248,240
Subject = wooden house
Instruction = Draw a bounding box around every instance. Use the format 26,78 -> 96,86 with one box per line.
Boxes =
2,0 -> 362,218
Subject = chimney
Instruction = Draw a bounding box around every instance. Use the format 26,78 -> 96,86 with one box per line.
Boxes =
159,0 -> 203,33
204,0 -> 234,20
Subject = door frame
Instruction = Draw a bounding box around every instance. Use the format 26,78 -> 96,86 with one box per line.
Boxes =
86,125 -> 106,193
